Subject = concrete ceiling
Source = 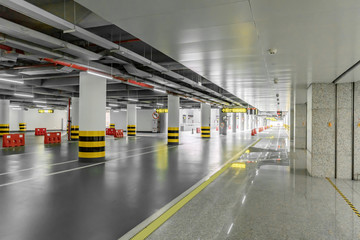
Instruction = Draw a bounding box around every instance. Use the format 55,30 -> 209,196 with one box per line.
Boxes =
75,0 -> 360,111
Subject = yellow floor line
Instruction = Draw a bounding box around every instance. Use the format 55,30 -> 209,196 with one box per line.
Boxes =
326,177 -> 360,218
131,138 -> 262,240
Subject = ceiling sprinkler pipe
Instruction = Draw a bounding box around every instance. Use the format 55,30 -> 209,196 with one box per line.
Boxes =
42,58 -> 154,89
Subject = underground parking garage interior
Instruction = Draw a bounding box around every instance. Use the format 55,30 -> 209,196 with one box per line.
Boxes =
1,0 -> 360,239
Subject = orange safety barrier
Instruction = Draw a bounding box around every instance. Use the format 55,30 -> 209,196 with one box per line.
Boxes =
2,134 -> 25,147
44,132 -> 61,144
106,128 -> 115,136
35,128 -> 46,136
115,129 -> 124,138
196,128 -> 200,133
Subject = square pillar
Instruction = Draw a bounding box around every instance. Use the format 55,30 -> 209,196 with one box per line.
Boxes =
168,94 -> 179,145
307,83 -> 336,177
201,103 -> 211,138
127,104 -> 137,136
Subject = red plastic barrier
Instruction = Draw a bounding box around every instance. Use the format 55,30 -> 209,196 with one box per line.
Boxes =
44,132 -> 61,144
35,128 -> 47,136
216,126 -> 219,131
251,129 -> 257,136
196,128 -> 200,133
106,128 -> 115,136
2,134 -> 25,147
115,129 -> 124,138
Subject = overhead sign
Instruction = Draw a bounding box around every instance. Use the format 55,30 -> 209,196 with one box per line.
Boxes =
221,108 -> 247,113
156,108 -> 168,113
38,109 -> 54,113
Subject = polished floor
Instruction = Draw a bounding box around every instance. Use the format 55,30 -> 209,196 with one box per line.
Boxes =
149,129 -> 360,240
0,129 -> 256,240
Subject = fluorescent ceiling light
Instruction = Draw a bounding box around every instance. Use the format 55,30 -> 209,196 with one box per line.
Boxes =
108,103 -> 118,107
120,109 -> 127,111
153,88 -> 166,94
156,103 -> 164,106
128,98 -> 138,102
0,78 -> 24,84
113,110 -> 119,113
106,107 -> 111,109
10,105 -> 20,108
136,107 -> 141,109
12,107 -> 22,110
33,100 -> 46,104
87,70 -> 113,80
14,93 -> 34,98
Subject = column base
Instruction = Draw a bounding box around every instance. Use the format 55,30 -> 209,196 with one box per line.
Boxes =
168,141 -> 179,145
127,125 -> 136,136
78,157 -> 105,163
201,126 -> 210,138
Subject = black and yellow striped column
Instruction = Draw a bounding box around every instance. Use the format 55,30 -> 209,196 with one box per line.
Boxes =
71,125 -> 79,140
168,127 -> 179,145
79,131 -> 105,162
201,126 -> 210,138
19,123 -> 26,132
110,123 -> 115,129
127,125 -> 136,136
0,124 -> 9,136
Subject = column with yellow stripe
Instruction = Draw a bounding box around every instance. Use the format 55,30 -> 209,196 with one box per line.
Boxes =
0,100 -> 10,136
71,97 -> 79,141
201,102 -> 211,138
127,104 -> 137,136
78,72 -> 106,162
168,94 -> 180,145
110,123 -> 115,129
18,109 -> 26,132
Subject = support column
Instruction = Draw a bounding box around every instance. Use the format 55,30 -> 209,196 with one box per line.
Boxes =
0,100 -> 10,136
336,83 -> 353,179
307,83 -> 336,177
78,72 -> 106,162
168,94 -> 179,145
127,104 -> 137,136
219,109 -> 227,135
232,113 -> 237,133
71,97 -> 79,141
244,112 -> 249,130
240,113 -> 245,131
295,104 -> 306,149
18,109 -> 26,132
201,103 -> 211,138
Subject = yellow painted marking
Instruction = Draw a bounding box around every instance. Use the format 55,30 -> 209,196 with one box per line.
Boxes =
326,178 -> 360,218
201,135 -> 210,138
201,126 -> 210,129
79,141 -> 105,147
168,133 -> 179,137
0,124 -> 9,126
78,151 -> 105,158
79,131 -> 105,137
168,127 -> 179,131
130,138 -> 261,240
167,139 -> 179,143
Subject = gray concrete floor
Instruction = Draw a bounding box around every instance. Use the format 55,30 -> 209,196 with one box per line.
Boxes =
148,128 -> 360,240
0,129 -> 256,240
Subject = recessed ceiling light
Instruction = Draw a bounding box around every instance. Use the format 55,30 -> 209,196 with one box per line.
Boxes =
14,93 -> 34,98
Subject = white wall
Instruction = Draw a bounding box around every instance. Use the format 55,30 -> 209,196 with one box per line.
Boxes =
110,109 -> 158,132
9,109 -> 67,131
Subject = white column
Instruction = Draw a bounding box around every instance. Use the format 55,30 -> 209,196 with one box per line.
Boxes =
219,109 -> 227,135
78,72 -> 106,162
240,113 -> 245,131
127,104 -> 137,136
232,113 -> 237,133
18,109 -> 26,132
0,100 -> 10,136
71,97 -> 79,140
168,94 -> 180,144
201,103 -> 211,138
